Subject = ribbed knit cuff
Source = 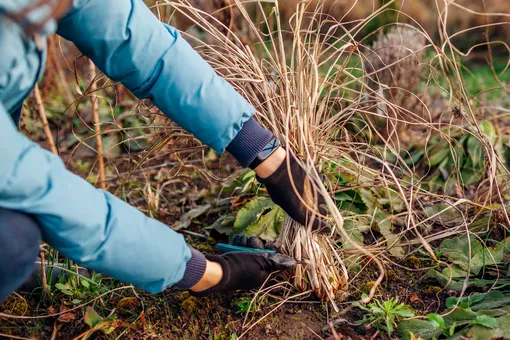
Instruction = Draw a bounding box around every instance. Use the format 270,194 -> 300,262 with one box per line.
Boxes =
175,247 -> 207,289
226,117 -> 273,168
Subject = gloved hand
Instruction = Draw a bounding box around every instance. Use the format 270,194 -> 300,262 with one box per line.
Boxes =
190,252 -> 295,296
257,152 -> 327,229
231,234 -> 278,251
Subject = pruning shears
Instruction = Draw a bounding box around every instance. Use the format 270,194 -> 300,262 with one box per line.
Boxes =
215,243 -> 276,254
215,243 -> 301,268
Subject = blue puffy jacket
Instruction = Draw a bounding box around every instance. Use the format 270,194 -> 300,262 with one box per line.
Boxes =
0,0 -> 255,292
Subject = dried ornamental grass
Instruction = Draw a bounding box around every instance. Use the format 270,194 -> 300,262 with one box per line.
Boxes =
159,0 -> 382,307
156,0 -> 510,310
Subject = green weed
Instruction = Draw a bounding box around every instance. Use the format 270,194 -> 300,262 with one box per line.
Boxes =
354,294 -> 414,335
234,296 -> 266,315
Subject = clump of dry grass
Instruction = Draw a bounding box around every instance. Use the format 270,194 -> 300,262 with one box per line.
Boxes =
366,26 -> 426,105
160,0 -> 388,307
156,0 -> 510,309
363,25 -> 429,145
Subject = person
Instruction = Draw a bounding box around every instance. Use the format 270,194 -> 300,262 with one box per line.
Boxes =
0,0 -> 325,303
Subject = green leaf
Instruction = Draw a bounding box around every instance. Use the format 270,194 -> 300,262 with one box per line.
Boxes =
55,283 -> 69,291
470,238 -> 510,275
480,121 -> 497,144
377,188 -> 405,213
427,139 -> 451,166
470,291 -> 510,312
476,309 -> 510,318
443,307 -> 478,325
466,135 -> 485,169
468,314 -> 510,340
374,210 -> 405,258
359,188 -> 377,213
369,306 -> 384,315
404,148 -> 425,167
460,157 -> 484,186
222,169 -> 257,194
84,307 -> 103,328
426,269 -> 464,291
207,215 -> 235,235
233,197 -> 274,235
398,319 -> 443,340
334,192 -> 352,201
55,283 -> 74,296
469,293 -> 487,305
473,315 -> 498,329
342,219 -> 369,251
424,204 -> 465,227
427,313 -> 445,329
243,206 -> 284,242
446,296 -> 469,309
442,264 -> 469,279
439,234 -> 482,271
395,309 -> 415,318
81,280 -> 90,289
173,204 -> 211,231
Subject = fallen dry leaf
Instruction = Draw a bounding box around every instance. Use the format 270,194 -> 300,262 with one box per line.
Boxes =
57,303 -> 76,323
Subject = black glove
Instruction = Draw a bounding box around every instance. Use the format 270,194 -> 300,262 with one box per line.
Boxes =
191,252 -> 295,297
231,234 -> 278,251
257,153 -> 327,229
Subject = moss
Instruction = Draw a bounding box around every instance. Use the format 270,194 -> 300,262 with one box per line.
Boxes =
360,281 -> 379,294
386,269 -> 399,281
178,291 -> 191,301
196,243 -> 214,253
422,286 -> 443,295
407,256 -> 424,269
0,296 -> 28,316
117,297 -> 141,311
181,296 -> 199,313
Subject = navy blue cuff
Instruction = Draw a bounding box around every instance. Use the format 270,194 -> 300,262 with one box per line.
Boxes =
226,117 -> 273,168
175,247 -> 207,289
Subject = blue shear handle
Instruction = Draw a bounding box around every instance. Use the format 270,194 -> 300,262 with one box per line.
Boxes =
215,243 -> 276,254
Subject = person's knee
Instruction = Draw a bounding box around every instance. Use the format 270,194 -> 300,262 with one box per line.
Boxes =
0,208 -> 41,262
0,207 -> 41,301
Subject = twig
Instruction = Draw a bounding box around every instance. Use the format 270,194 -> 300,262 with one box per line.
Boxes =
181,230 -> 209,239
328,321 -> 341,340
33,85 -> 58,154
303,323 -> 324,340
49,36 -> 74,106
0,333 -> 32,340
50,321 -> 60,340
32,85 -> 55,295
39,249 -> 50,294
88,59 -> 106,190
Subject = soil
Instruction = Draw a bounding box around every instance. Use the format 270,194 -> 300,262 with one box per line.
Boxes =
0,142 -> 450,339
0,253 -> 450,340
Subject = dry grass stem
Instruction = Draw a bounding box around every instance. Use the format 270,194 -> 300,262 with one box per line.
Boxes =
33,85 -> 58,155
87,59 -> 106,190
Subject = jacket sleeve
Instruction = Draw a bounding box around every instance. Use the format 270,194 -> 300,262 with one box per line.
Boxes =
0,104 -> 192,293
57,0 -> 256,154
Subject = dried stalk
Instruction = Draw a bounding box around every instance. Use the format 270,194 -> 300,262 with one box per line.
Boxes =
38,247 -> 50,294
280,216 -> 348,310
33,85 -> 58,155
87,59 -> 106,190
163,0 -> 354,303
32,85 -> 56,294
